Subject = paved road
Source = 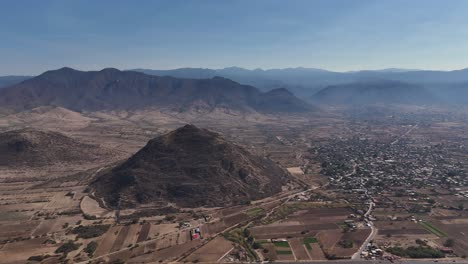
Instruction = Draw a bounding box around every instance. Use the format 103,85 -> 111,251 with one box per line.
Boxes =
352,201 -> 377,259
275,259 -> 468,264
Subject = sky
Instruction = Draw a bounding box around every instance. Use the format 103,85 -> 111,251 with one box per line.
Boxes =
1,0 -> 468,75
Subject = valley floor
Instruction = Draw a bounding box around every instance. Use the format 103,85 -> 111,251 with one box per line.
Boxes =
0,105 -> 467,263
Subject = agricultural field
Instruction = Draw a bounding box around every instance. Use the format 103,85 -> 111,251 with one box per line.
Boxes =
184,236 -> 234,262
247,205 -> 371,261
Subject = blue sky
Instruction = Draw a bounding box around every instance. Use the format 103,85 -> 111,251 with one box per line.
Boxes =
1,0 -> 468,75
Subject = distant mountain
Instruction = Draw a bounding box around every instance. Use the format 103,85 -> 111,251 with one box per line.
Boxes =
132,68 -> 217,79
4,67 -> 468,106
426,82 -> 468,104
350,68 -> 468,83
311,80 -> 436,105
349,68 -> 421,73
0,76 -> 31,89
0,128 -> 113,167
133,67 -> 340,95
91,125 -> 291,208
0,67 -> 313,113
256,88 -> 312,112
133,67 -> 468,99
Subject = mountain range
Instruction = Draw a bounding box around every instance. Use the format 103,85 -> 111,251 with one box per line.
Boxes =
6,66 -> 467,93
1,66 -> 468,108
0,67 -> 312,113
311,80 -> 437,105
133,67 -> 468,98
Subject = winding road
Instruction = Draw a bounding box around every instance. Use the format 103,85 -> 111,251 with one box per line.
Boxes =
352,201 -> 377,259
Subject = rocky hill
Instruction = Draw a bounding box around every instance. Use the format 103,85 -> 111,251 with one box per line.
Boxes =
0,128 -> 113,167
90,125 -> 291,208
0,67 -> 313,113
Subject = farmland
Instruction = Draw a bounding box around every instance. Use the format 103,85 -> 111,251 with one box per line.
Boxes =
247,206 -> 372,261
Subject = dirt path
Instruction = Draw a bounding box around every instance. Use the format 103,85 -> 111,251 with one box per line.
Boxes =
391,124 -> 418,145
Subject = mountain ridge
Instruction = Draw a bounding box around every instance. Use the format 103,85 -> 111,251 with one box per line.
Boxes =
311,80 -> 437,105
132,67 -> 468,99
0,67 -> 313,113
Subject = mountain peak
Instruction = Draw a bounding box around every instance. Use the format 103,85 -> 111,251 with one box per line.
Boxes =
57,67 -> 77,72
168,124 -> 208,139
42,67 -> 79,75
267,87 -> 293,95
211,76 -> 229,80
99,68 -> 121,73
176,124 -> 200,132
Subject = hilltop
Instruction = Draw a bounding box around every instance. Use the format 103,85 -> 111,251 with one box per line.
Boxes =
0,128 -> 114,167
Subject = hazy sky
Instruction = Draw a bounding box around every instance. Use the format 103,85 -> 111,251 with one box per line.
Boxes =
1,0 -> 468,75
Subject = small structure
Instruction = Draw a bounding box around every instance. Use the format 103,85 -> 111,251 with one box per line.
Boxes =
440,247 -> 454,254
190,226 -> 203,240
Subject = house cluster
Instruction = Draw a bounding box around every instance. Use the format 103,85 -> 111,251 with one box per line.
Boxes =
311,136 -> 466,206
453,188 -> 468,198
361,242 -> 383,260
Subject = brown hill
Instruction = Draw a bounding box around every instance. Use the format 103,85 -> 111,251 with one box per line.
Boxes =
0,67 -> 313,113
0,128 -> 113,167
1,106 -> 95,130
90,125 -> 291,208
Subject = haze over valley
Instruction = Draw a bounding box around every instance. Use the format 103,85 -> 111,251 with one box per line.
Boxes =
1,1 -> 468,264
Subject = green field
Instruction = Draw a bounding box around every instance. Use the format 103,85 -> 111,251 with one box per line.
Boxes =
302,237 -> 317,250
302,237 -> 318,244
273,241 -> 290,247
246,207 -> 265,217
419,221 -> 447,237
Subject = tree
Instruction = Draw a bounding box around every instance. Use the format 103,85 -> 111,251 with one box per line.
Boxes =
243,228 -> 251,238
252,242 -> 261,249
84,241 -> 98,257
342,226 -> 351,233
338,239 -> 354,248
444,238 -> 455,247
415,239 -> 427,246
55,240 -> 81,254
